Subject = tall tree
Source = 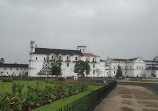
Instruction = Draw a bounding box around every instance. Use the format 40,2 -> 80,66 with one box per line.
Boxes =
37,56 -> 51,77
0,58 -> 4,63
74,60 -> 90,77
116,65 -> 122,78
51,55 -> 62,78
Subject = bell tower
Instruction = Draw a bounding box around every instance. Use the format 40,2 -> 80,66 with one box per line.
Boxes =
77,46 -> 87,53
30,40 -> 37,54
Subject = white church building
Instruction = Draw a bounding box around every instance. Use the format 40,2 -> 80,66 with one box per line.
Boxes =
29,41 -> 107,77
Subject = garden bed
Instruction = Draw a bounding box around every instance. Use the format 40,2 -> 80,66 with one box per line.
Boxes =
0,79 -> 89,111
33,85 -> 102,111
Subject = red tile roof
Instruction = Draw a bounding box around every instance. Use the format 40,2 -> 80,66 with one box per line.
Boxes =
82,53 -> 97,57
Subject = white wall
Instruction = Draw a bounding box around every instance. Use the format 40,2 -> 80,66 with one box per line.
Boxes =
0,67 -> 28,76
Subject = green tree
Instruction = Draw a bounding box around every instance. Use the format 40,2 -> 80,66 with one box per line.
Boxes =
116,65 -> 122,78
152,73 -> 156,77
74,60 -> 90,77
51,55 -> 62,78
37,56 -> 51,77
0,58 -> 4,63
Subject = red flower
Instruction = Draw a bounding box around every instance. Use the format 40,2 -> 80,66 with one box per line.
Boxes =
36,81 -> 39,85
49,73 -> 51,75
51,83 -> 53,85
60,81 -> 64,85
46,86 -> 48,89
4,91 -> 7,94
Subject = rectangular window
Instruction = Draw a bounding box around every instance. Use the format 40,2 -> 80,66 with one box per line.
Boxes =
67,56 -> 69,60
93,64 -> 95,68
93,70 -> 95,74
36,57 -> 38,60
4,68 -> 6,70
114,71 -> 115,74
75,57 -> 78,60
67,63 -> 69,67
52,56 -> 53,59
21,68 -> 22,70
17,68 -> 18,70
10,68 -> 12,70
44,58 -> 45,60
93,58 -> 95,61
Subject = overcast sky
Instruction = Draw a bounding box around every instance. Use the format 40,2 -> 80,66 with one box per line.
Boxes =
0,0 -> 158,64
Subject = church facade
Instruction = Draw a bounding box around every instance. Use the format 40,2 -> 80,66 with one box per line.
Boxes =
28,41 -> 107,77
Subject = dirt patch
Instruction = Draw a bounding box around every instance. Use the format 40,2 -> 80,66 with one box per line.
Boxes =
121,94 -> 132,99
122,100 -> 132,105
117,89 -> 131,95
121,107 -> 134,111
139,101 -> 158,108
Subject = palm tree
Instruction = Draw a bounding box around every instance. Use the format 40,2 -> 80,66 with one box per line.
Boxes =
0,58 -> 4,63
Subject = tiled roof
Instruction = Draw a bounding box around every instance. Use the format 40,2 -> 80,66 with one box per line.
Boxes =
0,63 -> 28,68
82,53 -> 97,57
33,48 -> 83,56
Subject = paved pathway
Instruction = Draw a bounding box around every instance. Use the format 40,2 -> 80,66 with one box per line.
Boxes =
93,85 -> 158,111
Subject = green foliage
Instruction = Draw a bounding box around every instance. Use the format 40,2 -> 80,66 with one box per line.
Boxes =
2,78 -> 14,82
0,80 -> 88,111
51,66 -> 61,76
152,73 -> 156,77
115,65 -> 122,78
0,58 -> 4,64
51,55 -> 62,77
34,85 -> 102,111
74,60 -> 90,77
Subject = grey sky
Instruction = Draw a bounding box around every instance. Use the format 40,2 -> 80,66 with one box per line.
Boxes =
0,0 -> 158,64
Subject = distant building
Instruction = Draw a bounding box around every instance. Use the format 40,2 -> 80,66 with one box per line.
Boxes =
106,56 -> 158,78
0,63 -> 28,76
105,57 -> 146,77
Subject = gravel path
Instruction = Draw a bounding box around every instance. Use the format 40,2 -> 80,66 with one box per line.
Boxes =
93,85 -> 158,111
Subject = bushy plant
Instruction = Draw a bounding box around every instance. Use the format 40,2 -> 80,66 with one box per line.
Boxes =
2,78 -> 14,82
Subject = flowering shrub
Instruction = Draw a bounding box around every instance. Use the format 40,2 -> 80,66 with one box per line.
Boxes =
0,80 -> 88,111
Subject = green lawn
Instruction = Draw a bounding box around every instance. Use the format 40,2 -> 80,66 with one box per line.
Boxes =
130,78 -> 158,82
33,85 -> 102,111
0,80 -> 49,93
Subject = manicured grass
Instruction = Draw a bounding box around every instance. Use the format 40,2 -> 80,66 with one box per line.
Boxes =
33,85 -> 103,111
130,78 -> 158,82
0,80 -> 49,93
